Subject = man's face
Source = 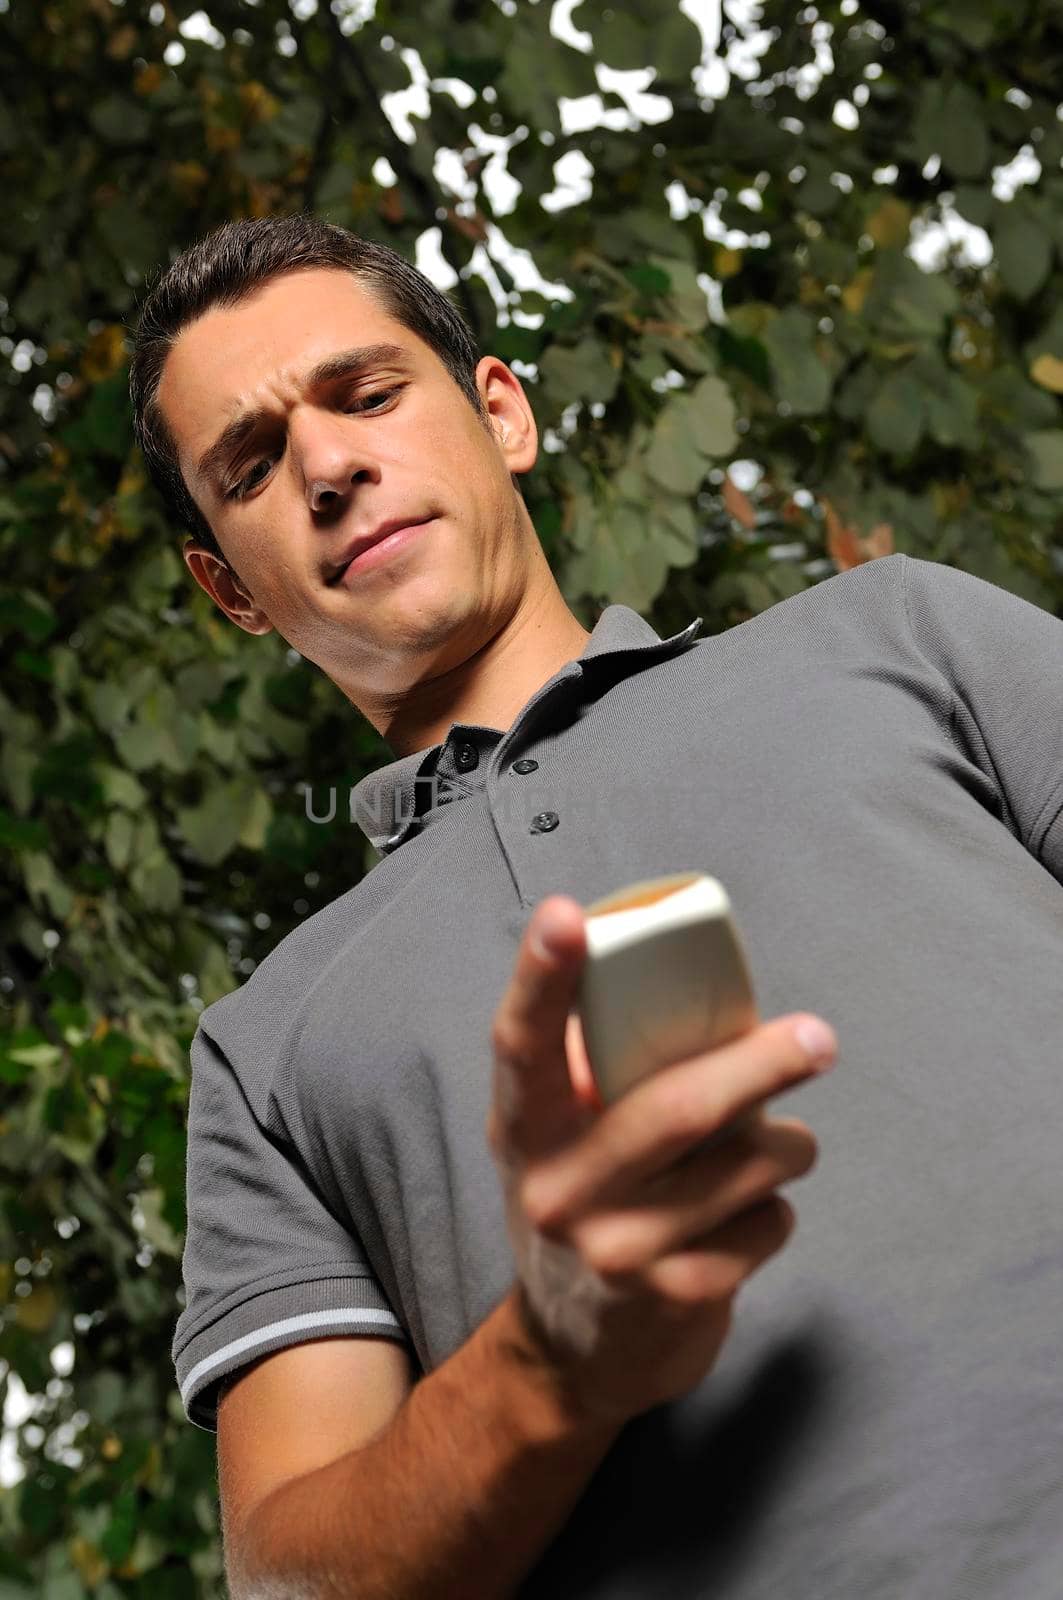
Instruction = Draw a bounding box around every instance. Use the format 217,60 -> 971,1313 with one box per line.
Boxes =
156,267 -> 540,701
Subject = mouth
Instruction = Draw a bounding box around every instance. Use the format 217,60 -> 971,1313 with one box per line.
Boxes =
325,516 -> 435,585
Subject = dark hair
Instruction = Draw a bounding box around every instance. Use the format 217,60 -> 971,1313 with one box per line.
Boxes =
128,214 -> 490,564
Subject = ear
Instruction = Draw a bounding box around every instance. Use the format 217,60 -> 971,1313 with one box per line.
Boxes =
183,543 -> 274,636
476,356 -> 538,475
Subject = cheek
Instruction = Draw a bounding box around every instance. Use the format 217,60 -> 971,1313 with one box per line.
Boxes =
237,541 -> 311,621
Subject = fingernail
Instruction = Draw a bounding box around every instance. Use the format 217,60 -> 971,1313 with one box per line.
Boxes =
794,1017 -> 837,1067
530,922 -> 558,960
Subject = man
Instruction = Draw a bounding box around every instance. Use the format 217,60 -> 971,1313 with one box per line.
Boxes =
131,213 -> 1063,1600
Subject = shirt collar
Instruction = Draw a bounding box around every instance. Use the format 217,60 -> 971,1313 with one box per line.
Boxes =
351,604 -> 703,856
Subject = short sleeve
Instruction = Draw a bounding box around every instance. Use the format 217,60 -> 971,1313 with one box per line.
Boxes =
900,555 -> 1063,885
173,1024 -> 409,1432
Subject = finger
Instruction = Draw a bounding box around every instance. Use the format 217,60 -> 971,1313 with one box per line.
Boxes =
530,1013 -> 836,1227
572,1117 -> 817,1277
489,896 -> 590,1157
646,1194 -> 797,1305
566,1011 -> 605,1113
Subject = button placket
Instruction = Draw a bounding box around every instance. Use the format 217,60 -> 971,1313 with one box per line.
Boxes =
508,754 -> 557,832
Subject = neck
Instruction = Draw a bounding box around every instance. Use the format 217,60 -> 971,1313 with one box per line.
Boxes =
365,559 -> 592,759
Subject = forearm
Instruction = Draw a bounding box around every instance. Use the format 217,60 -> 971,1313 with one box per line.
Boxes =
227,1285 -> 624,1600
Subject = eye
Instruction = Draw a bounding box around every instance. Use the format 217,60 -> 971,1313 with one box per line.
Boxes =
226,457 -> 274,501
344,386 -> 400,414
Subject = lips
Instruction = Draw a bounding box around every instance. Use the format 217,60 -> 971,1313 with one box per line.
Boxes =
325,516 -> 433,584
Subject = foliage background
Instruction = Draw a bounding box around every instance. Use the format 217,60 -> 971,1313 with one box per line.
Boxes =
2,0 -> 1063,1591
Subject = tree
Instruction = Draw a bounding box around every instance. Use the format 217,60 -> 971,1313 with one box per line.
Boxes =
1,0 -> 1061,1590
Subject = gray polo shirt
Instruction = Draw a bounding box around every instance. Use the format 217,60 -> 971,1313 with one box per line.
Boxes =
174,553 -> 1063,1599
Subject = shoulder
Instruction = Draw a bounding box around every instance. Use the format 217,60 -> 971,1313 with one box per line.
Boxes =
196,863 -> 394,1092
679,554 -> 911,671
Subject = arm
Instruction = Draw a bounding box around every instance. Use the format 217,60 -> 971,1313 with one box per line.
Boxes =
226,1285 -> 623,1600
228,897 -> 832,1600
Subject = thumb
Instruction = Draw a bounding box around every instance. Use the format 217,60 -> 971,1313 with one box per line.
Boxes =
488,895 -> 591,1161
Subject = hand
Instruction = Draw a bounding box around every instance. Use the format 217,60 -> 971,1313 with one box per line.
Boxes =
486,895 -> 838,1426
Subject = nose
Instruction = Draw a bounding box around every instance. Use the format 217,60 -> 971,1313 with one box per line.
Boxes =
292,408 -> 378,514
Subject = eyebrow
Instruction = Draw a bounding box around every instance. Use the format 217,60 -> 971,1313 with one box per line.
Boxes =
194,342 -> 412,495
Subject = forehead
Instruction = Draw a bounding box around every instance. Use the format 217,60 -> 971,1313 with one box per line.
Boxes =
157,267 -> 423,465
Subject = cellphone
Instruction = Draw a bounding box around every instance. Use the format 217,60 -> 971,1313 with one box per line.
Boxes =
575,872 -> 759,1113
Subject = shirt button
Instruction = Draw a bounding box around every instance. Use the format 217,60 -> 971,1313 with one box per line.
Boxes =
530,811 -> 559,833
454,742 -> 478,772
513,758 -> 539,774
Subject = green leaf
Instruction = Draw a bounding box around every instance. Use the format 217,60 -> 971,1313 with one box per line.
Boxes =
82,1370 -> 126,1428
86,681 -> 130,731
688,374 -> 738,456
114,689 -> 197,775
87,95 -> 150,147
644,395 -> 709,494
498,32 -> 562,132
660,333 -> 714,374
952,185 -> 994,229
22,852 -> 74,920
198,937 -> 239,1005
48,1082 -> 106,1165
763,309 -> 834,416
924,374 -> 980,450
867,368 -> 926,456
0,1579 -> 35,1598
271,94 -> 325,151
0,808 -> 49,851
1022,303 -> 1063,369
594,207 -> 693,264
0,742 -> 36,814
99,1490 -> 138,1566
7,1041 -> 63,1072
238,787 -> 273,851
796,156 -> 842,219
835,360 -> 879,422
863,253 -> 959,341
982,368 -> 1059,431
95,195 -> 165,281
0,593 -> 57,643
42,1570 -> 86,1600
913,354 -> 981,450
1024,429 -> 1063,489
719,327 -> 772,389
912,81 -> 989,180
104,811 -> 136,871
649,256 -> 709,332
129,849 -> 182,912
573,0 -> 653,70
97,765 -> 148,811
995,209 -> 1053,301
654,496 -> 699,566
14,648 -> 52,681
625,263 -> 672,297
177,777 -> 261,866
653,8 -> 702,81
58,373 -> 132,461
564,498 -> 671,610
925,0 -> 998,49
135,1185 -> 183,1258
539,338 -> 621,408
